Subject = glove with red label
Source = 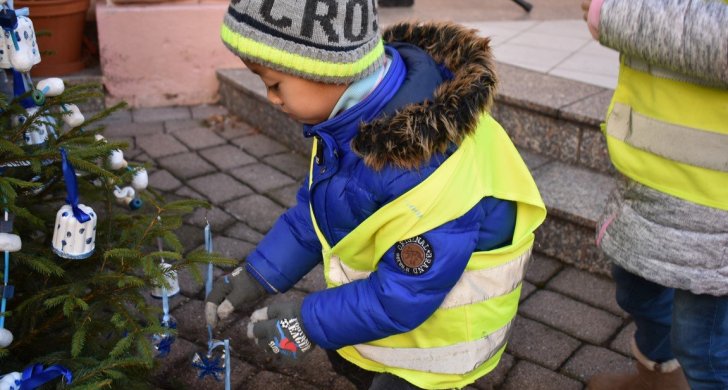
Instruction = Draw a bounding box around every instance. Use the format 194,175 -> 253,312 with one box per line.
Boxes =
247,301 -> 315,363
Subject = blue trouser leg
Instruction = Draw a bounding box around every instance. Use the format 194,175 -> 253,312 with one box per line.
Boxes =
671,289 -> 728,389
613,265 -> 728,389
612,265 -> 675,362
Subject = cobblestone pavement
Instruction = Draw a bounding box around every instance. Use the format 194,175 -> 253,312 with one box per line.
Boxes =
105,104 -> 635,390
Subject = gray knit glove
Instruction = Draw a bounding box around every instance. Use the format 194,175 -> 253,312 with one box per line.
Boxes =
247,301 -> 315,363
205,266 -> 266,328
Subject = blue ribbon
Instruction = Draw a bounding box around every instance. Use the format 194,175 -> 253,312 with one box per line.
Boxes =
12,70 -> 33,110
1,209 -> 10,329
18,364 -> 72,390
60,149 -> 90,223
204,223 -> 213,298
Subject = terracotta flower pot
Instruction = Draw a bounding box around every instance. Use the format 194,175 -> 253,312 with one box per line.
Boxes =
15,0 -> 90,76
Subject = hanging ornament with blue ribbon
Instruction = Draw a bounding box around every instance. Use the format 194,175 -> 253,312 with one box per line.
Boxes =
0,207 -> 19,348
51,149 -> 97,260
150,218 -> 178,358
0,363 -> 72,390
191,222 -> 231,389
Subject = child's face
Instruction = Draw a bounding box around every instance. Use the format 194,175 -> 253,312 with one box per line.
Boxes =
243,60 -> 348,125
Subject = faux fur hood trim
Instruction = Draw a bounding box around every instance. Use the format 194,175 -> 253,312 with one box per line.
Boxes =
351,21 -> 498,171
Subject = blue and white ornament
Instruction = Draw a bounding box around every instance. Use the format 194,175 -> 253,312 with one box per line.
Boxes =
0,371 -> 20,390
51,204 -> 96,260
152,314 -> 177,358
150,261 -> 179,298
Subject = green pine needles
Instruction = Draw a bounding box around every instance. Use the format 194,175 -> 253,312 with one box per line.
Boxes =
0,82 -> 234,388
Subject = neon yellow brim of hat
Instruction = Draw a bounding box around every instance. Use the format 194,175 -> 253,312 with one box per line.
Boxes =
221,24 -> 384,79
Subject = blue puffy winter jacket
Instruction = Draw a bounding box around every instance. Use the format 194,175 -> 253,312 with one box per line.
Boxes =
245,29 -> 517,349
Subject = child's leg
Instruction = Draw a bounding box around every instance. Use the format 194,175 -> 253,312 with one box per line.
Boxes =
325,349 -> 375,390
612,265 -> 675,362
325,349 -> 424,390
671,290 -> 728,389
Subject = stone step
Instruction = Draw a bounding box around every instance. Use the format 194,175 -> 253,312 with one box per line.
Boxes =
216,65 -> 617,275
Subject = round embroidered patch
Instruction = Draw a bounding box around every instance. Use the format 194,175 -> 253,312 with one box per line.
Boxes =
394,236 -> 434,275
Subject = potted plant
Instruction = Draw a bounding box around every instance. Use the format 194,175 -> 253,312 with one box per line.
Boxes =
14,0 -> 90,76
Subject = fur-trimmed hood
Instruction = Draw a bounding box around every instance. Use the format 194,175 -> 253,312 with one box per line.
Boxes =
351,21 -> 498,171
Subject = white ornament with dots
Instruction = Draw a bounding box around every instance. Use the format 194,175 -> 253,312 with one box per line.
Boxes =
150,262 -> 180,298
7,16 -> 41,72
0,370 -> 21,390
51,204 -> 97,260
36,78 -> 65,97
61,104 -> 84,127
108,150 -> 127,170
131,168 -> 148,191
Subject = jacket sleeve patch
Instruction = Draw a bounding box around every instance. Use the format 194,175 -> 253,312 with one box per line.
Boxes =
394,235 -> 434,275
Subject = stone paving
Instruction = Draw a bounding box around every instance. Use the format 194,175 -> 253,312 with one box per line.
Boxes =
103,104 -> 636,390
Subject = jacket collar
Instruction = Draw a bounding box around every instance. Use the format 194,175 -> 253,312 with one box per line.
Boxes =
352,22 -> 498,171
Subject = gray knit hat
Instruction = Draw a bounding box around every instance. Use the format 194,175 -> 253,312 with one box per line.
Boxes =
221,0 -> 385,84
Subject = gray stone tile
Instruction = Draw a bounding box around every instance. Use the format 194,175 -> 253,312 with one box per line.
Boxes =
535,217 -> 610,276
186,206 -> 235,232
177,263 -> 224,299
533,161 -> 616,227
491,103 -> 581,165
136,134 -> 189,158
562,345 -> 634,383
501,360 -> 582,390
579,125 -> 616,175
204,236 -> 253,264
174,224 -> 206,253
610,322 -> 636,357
158,152 -> 216,180
176,185 -> 204,200
496,62 -> 605,118
199,144 -> 257,171
519,148 -> 552,173
211,116 -> 258,140
245,371 -> 319,390
506,316 -> 581,370
132,106 -> 191,123
173,127 -> 227,150
150,337 -> 199,379
231,134 -> 288,157
224,222 -> 264,245
170,299 -> 208,345
267,183 -> 300,209
104,121 -> 163,139
525,253 -> 563,286
224,195 -> 285,233
98,108 -> 132,124
149,169 -> 182,192
187,173 -> 253,204
164,353 -> 254,390
560,89 -> 612,128
294,264 -> 326,293
520,280 -> 536,302
164,118 -> 206,133
520,290 -> 623,344
547,267 -> 626,317
472,353 -> 515,390
229,163 -> 296,193
262,152 -> 310,180
191,104 -> 229,120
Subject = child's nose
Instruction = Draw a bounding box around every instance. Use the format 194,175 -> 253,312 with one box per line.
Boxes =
267,90 -> 282,106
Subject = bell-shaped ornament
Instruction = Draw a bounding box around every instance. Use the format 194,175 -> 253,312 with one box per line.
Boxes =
150,262 -> 180,298
51,204 -> 96,260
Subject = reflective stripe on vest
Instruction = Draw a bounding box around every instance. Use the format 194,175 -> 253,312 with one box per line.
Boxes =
308,114 -> 546,389
605,56 -> 728,211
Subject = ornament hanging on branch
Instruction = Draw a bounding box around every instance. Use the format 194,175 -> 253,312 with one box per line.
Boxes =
0,209 -> 18,348
51,149 -> 96,260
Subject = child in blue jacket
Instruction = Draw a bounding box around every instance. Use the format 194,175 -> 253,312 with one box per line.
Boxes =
205,1 -> 546,388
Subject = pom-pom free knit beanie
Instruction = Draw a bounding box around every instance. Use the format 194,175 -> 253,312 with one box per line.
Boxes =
222,0 -> 385,84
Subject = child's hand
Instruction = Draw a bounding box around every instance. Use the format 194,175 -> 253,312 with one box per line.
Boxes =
204,266 -> 266,328
246,301 -> 315,363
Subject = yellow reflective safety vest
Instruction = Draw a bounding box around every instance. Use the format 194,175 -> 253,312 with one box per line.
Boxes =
308,114 -> 546,389
604,51 -> 728,211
